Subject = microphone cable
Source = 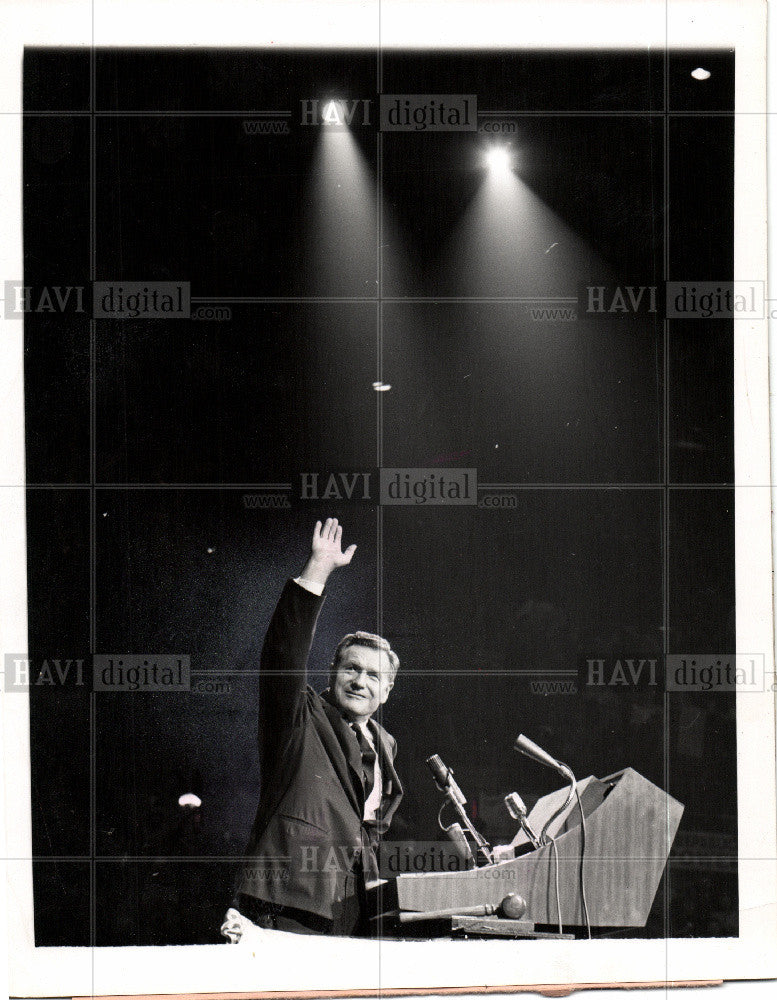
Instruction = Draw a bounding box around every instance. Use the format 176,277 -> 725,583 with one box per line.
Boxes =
547,833 -> 563,936
513,737 -> 589,937
575,784 -> 592,938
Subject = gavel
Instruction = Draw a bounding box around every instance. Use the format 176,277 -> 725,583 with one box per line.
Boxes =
397,893 -> 527,924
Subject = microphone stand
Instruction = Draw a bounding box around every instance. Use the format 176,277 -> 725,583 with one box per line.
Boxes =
427,755 -> 494,866
438,796 -> 494,867
538,762 -> 577,845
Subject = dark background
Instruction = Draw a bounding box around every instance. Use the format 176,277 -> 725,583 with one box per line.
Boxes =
24,48 -> 736,945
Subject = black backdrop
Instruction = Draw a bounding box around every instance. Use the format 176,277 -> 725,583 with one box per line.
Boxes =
24,47 -> 736,944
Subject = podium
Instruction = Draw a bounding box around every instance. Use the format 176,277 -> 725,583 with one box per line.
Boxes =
371,768 -> 683,931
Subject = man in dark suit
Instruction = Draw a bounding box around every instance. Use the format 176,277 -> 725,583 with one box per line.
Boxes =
225,518 -> 402,938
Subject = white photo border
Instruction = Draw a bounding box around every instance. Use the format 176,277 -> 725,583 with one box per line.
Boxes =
1,0 -> 774,995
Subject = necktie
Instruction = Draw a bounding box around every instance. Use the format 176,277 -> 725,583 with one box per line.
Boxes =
351,723 -> 377,800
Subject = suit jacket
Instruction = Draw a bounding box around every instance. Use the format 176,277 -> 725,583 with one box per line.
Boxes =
237,579 -> 403,922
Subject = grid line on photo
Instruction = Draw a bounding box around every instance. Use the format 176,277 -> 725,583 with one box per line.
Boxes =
89,20 -> 98,991
376,31 -> 386,968
663,14 -> 670,957
11,109 -> 749,116
15,482 -> 764,488
16,853 -> 743,862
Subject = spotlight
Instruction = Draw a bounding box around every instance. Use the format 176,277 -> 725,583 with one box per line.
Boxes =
485,146 -> 512,175
178,793 -> 202,808
691,67 -> 711,81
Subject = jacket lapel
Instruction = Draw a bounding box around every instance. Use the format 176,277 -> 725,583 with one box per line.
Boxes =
319,692 -> 365,811
369,719 -> 404,827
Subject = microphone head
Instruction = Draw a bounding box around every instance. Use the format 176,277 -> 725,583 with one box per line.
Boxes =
504,792 -> 527,820
444,822 -> 475,868
426,753 -> 446,787
514,733 -> 564,772
426,754 -> 466,804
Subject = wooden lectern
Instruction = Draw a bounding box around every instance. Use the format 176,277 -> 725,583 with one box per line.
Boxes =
371,768 -> 683,932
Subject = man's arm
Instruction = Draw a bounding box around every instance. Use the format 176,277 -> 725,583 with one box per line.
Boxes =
258,519 -> 356,745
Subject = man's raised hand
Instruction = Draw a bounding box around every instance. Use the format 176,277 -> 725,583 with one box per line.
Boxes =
299,519 -> 357,587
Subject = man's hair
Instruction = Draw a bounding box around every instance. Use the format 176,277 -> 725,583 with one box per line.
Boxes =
331,631 -> 400,681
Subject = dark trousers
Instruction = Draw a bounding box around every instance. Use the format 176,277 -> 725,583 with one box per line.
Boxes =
237,886 -> 370,937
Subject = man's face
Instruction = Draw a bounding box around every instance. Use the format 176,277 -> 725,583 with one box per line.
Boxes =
330,644 -> 394,723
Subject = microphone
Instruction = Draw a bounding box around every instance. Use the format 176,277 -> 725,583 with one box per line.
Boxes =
513,734 -> 577,847
426,754 -> 493,866
444,822 -> 475,869
504,791 -> 528,821
504,792 -> 541,850
514,734 -> 573,778
426,753 -> 466,805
